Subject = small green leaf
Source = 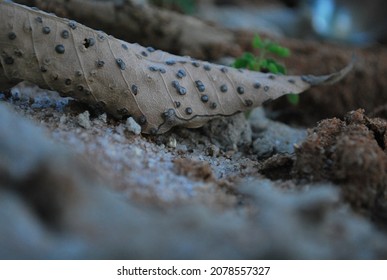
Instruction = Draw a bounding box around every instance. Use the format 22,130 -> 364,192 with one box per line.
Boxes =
263,59 -> 286,74
231,59 -> 244,69
252,34 -> 264,49
262,39 -> 272,49
266,43 -> 290,57
258,59 -> 268,71
232,52 -> 253,68
243,52 -> 256,60
267,62 -> 279,74
287,93 -> 299,105
232,35 -> 297,105
278,47 -> 290,57
275,63 -> 286,75
248,60 -> 258,71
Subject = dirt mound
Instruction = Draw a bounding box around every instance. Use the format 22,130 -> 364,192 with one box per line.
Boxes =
293,109 -> 387,220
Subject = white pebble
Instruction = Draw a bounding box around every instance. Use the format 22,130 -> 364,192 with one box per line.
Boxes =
125,117 -> 142,135
167,136 -> 177,148
77,111 -> 91,129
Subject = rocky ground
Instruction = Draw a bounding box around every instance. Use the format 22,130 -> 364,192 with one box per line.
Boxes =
1,0 -> 387,259
1,78 -> 387,259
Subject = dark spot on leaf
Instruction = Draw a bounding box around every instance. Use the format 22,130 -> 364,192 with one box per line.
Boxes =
96,60 -> 105,68
166,60 -> 176,65
176,69 -> 186,79
264,86 -> 270,92
97,33 -> 106,41
203,64 -> 211,71
116,58 -> 126,70
4,56 -> 14,65
8,32 -> 16,40
52,73 -> 59,81
14,49 -> 23,57
42,26 -> 51,34
172,80 -> 179,88
192,61 -> 200,67
253,82 -> 261,89
220,84 -> 228,92
147,46 -> 156,52
201,95 -> 209,103
51,73 -> 59,81
61,30 -> 70,39
210,102 -> 217,109
55,45 -> 65,54
141,51 -> 148,57
35,16 -> 43,23
68,20 -> 77,30
138,115 -> 147,125
172,80 -> 186,95
237,86 -> 245,94
83,38 -> 95,48
178,86 -> 187,95
195,80 -> 205,92
245,99 -> 253,107
65,79 -> 72,85
131,84 -> 138,95
174,101 -> 181,108
185,107 -> 193,115
122,44 -> 128,50
162,108 -> 176,120
195,80 -> 203,87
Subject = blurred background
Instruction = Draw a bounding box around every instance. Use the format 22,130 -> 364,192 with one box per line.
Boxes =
152,0 -> 387,45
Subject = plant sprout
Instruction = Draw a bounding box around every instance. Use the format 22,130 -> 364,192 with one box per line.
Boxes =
232,34 -> 299,105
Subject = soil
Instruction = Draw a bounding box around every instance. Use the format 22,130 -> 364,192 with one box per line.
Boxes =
1,0 -> 387,259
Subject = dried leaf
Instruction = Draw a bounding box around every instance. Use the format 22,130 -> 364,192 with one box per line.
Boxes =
0,2 -> 353,134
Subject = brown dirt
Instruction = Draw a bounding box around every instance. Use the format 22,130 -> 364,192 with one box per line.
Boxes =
292,109 -> 387,220
173,158 -> 215,182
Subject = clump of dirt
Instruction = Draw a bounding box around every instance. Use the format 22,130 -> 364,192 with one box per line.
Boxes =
173,158 -> 215,182
293,109 -> 387,219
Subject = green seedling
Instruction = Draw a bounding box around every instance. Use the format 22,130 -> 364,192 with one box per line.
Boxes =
232,34 -> 299,105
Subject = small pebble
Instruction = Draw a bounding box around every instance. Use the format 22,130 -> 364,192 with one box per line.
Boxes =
77,111 -> 91,129
59,115 -> 68,126
125,117 -> 142,135
167,136 -> 177,148
98,113 -> 107,124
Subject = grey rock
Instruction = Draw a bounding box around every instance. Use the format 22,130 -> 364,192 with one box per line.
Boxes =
77,111 -> 91,129
249,108 -> 307,157
202,113 -> 252,150
125,117 -> 142,135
